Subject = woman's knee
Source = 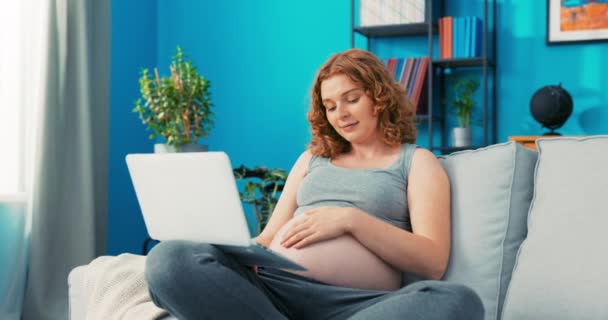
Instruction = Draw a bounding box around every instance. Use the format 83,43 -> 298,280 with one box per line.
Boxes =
444,283 -> 484,318
410,281 -> 485,320
145,241 -> 217,294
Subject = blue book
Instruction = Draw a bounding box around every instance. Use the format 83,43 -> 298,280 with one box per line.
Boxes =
474,17 -> 483,57
452,17 -> 457,58
471,17 -> 477,57
456,17 -> 461,58
395,58 -> 404,82
465,17 -> 471,58
458,17 -> 463,58
454,17 -> 460,58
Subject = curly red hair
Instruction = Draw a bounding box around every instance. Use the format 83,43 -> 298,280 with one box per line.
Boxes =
307,49 -> 417,158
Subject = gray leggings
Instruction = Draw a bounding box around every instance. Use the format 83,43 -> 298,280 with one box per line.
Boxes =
145,240 -> 484,320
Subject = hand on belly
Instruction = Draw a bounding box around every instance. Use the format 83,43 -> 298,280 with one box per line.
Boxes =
268,216 -> 401,291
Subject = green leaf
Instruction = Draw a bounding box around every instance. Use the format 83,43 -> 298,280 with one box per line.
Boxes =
133,45 -> 214,145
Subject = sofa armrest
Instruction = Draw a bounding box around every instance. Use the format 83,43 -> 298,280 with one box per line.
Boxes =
67,266 -> 87,320
67,264 -> 177,320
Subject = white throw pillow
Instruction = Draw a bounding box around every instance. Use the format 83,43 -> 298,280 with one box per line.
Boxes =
502,136 -> 608,320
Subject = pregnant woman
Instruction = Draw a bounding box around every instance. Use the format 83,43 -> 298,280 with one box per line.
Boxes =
145,48 -> 484,320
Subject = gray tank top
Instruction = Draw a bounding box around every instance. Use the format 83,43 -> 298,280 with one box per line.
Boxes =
295,143 -> 418,231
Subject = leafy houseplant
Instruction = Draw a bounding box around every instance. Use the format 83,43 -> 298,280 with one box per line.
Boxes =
233,165 -> 288,235
447,76 -> 479,147
133,46 -> 213,150
450,77 -> 480,128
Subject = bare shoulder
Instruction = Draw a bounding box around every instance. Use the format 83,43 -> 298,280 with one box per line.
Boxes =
410,148 -> 447,180
290,150 -> 313,178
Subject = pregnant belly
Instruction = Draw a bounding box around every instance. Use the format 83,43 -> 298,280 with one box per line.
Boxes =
268,217 -> 401,291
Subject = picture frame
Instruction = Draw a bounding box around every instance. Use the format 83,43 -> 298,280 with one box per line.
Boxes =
547,0 -> 608,45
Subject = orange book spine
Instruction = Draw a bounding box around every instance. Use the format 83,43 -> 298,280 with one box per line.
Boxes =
446,17 -> 453,59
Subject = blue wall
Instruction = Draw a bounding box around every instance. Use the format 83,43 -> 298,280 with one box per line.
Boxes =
109,0 -> 158,255
156,0 -> 350,168
109,0 -> 608,254
494,0 -> 607,139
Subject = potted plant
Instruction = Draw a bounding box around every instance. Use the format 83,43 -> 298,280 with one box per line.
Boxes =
133,46 -> 214,152
449,77 -> 479,147
233,165 -> 288,235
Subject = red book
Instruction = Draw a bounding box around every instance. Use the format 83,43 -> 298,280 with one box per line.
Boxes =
446,17 -> 453,58
386,58 -> 397,78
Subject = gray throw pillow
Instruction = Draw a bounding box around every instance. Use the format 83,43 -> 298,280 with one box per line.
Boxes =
502,136 -> 608,320
439,142 -> 537,320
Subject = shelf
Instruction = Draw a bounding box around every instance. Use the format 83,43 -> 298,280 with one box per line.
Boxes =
353,23 -> 437,37
432,58 -> 494,68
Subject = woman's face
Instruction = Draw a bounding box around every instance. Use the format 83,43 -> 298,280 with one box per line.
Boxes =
320,74 -> 380,145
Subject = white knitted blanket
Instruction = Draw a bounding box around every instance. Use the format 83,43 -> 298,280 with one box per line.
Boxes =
82,253 -> 169,320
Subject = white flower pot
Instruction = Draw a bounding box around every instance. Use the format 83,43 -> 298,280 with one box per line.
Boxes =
452,127 -> 472,147
154,143 -> 208,153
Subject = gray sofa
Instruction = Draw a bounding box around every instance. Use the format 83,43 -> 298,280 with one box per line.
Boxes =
68,136 -> 608,320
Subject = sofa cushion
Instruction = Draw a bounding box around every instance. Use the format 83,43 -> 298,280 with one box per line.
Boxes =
439,142 -> 537,320
502,136 -> 608,320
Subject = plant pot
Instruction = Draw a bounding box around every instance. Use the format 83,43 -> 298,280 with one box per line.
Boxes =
154,143 -> 208,153
452,127 -> 472,147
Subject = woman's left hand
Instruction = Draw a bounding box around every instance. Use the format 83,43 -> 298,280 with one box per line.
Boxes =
280,206 -> 356,249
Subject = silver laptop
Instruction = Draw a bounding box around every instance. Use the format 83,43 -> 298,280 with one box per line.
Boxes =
125,151 -> 305,271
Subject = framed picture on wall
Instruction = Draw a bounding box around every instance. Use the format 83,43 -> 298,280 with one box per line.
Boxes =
547,0 -> 608,45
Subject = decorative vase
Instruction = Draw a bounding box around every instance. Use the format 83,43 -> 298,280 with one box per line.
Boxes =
452,127 -> 472,147
154,142 -> 208,153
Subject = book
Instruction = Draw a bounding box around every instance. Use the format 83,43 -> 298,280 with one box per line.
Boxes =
386,58 -> 397,77
474,17 -> 483,57
446,17 -> 453,58
408,58 -> 420,98
412,57 -> 429,112
401,58 -> 413,87
404,57 -> 415,92
465,17 -> 470,57
395,58 -> 405,82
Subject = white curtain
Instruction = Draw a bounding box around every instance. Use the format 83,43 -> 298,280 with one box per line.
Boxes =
0,1 -> 46,319
0,0 -> 109,319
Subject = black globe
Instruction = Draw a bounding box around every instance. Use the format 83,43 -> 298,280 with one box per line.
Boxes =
530,84 -> 573,135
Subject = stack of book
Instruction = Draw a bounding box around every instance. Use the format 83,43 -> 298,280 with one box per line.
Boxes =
360,0 -> 426,26
438,16 -> 483,59
385,57 -> 429,114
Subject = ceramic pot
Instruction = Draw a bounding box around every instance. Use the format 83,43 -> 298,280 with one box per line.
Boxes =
154,143 -> 208,153
452,127 -> 472,147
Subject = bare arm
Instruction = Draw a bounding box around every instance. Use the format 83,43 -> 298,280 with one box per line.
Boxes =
255,150 -> 312,246
347,148 -> 451,280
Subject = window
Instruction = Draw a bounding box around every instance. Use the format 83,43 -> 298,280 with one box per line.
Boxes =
0,1 -> 25,194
